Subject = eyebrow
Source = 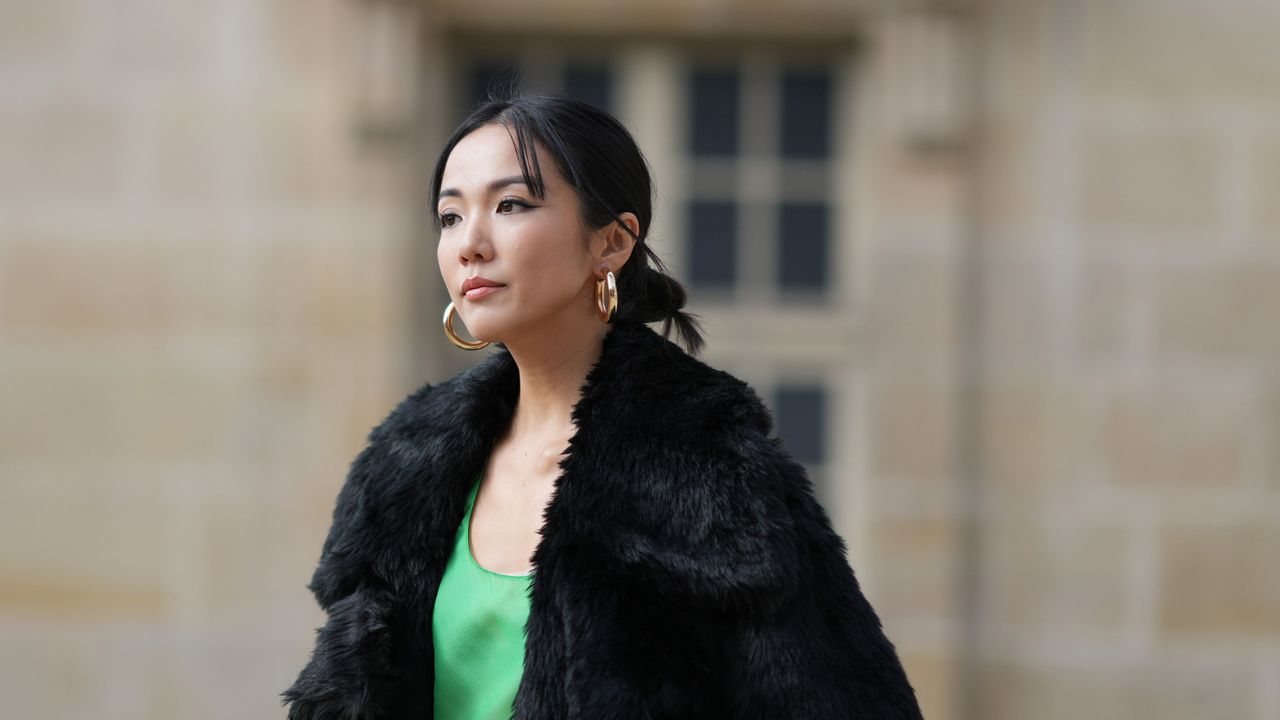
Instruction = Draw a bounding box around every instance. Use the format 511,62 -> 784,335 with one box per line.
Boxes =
438,175 -> 529,201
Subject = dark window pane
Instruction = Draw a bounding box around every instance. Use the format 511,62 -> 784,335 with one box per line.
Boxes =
688,201 -> 737,288
469,60 -> 523,111
689,68 -> 740,156
777,202 -> 829,290
781,68 -> 833,159
563,63 -> 613,112
774,384 -> 827,465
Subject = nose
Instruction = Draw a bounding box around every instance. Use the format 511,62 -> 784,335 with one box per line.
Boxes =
456,213 -> 493,264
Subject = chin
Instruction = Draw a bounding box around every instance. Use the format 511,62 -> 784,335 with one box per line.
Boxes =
456,311 -> 513,345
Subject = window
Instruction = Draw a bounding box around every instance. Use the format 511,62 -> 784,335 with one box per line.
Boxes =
690,68 -> 741,157
773,383 -> 828,467
777,202 -> 830,290
780,68 -> 834,159
684,57 -> 838,301
688,201 -> 738,288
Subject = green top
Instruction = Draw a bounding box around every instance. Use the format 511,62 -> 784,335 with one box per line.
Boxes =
432,472 -> 534,720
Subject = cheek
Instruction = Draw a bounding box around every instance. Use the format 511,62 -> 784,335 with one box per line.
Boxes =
514,253 -> 587,303
436,241 -> 457,292
436,234 -> 455,267
528,244 -> 592,290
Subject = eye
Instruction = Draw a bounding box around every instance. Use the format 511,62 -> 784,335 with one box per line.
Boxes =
438,211 -> 459,228
497,198 -> 531,214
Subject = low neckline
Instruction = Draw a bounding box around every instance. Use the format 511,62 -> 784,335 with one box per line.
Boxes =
463,476 -> 534,579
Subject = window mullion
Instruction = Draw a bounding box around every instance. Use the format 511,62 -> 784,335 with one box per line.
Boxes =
739,52 -> 781,304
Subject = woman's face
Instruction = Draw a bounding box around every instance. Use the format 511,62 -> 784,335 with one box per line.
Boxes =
436,123 -> 603,346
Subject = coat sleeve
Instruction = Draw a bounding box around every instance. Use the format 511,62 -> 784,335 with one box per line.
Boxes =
719,433 -> 925,719
279,440 -> 403,720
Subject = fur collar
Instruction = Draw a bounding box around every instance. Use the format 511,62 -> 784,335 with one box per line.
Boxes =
307,316 -> 799,614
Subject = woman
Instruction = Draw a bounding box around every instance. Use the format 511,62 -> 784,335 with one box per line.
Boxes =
282,95 -> 923,719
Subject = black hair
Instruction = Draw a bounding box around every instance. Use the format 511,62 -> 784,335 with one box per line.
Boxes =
430,94 -> 705,357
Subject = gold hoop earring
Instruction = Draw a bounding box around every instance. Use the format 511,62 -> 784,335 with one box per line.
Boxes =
442,301 -> 490,350
595,270 -> 618,323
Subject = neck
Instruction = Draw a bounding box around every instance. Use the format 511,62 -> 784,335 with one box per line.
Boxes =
503,317 -> 613,443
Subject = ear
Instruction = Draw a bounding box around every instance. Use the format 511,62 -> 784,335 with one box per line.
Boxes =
593,212 -> 639,272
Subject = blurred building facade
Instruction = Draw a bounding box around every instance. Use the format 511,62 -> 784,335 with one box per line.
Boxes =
0,0 -> 1276,718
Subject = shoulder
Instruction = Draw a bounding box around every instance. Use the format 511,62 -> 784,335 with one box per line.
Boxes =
337,347 -> 517,506
597,319 -> 774,438
371,349 -> 517,447
306,352 -> 517,608
585,324 -> 814,614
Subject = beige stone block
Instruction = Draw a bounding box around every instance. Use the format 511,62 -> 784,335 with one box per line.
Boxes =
0,98 -> 127,201
1075,258 -> 1143,361
0,360 -> 240,463
2,625 -> 110,718
976,658 -> 1255,720
186,238 -> 305,334
869,249 -> 957,353
189,236 -> 404,346
870,515 -> 959,622
870,382 -> 955,481
0,622 -> 307,720
133,634 -> 305,720
101,0 -> 224,80
1160,521 -> 1280,637
978,0 -> 1051,113
1268,370 -> 1280,494
243,102 -> 357,207
244,239 -> 339,338
1077,125 -> 1218,232
979,521 -> 1130,637
0,495 -> 171,619
299,237 -> 402,340
977,118 -> 1042,228
1078,0 -> 1280,105
1102,384 -> 1249,490
0,0 -> 94,68
974,0 -> 1054,222
1153,261 -> 1280,359
200,501 -> 277,620
0,238 -> 174,333
132,101 -> 243,209
980,256 -> 1055,357
980,384 -> 1071,503
1257,133 -> 1280,234
261,0 -> 359,83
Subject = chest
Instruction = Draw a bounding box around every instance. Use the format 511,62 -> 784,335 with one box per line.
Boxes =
466,442 -> 566,576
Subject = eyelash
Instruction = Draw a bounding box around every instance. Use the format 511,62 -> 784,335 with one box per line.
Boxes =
439,198 -> 533,229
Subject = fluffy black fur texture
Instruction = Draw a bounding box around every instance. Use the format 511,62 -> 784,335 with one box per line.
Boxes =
282,317 -> 923,719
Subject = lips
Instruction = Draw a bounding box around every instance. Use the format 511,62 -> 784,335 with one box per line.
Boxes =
461,276 -> 505,299
464,285 -> 503,299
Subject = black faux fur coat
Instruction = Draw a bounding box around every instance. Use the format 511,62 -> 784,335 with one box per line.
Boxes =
281,317 -> 923,719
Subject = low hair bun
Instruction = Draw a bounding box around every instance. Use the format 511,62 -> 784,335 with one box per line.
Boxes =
616,250 -> 705,357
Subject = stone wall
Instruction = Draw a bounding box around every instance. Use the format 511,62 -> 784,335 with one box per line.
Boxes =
969,0 -> 1280,718
0,1 -> 422,717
